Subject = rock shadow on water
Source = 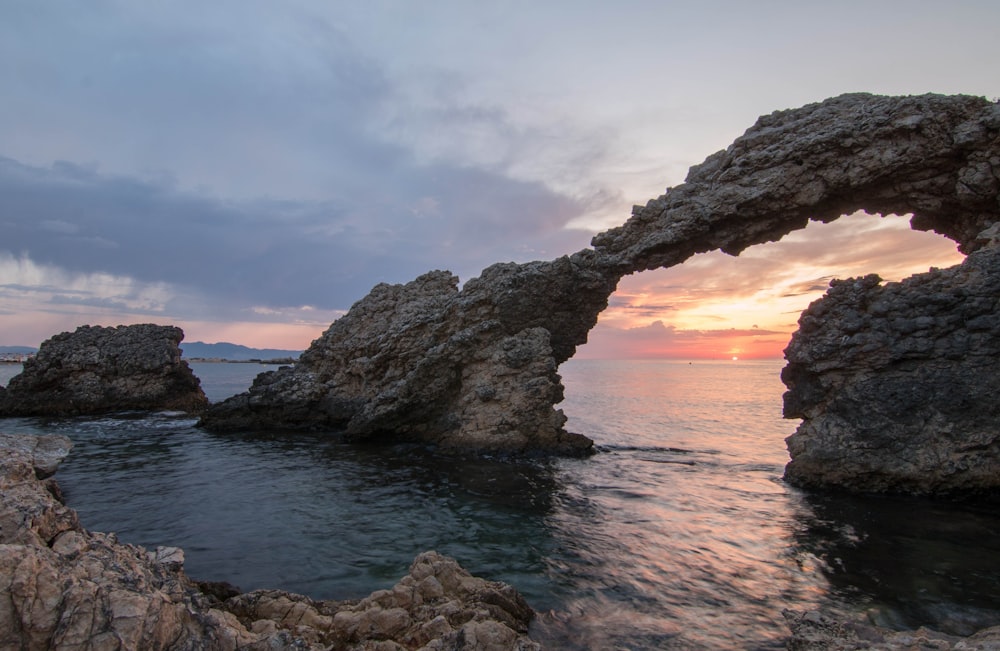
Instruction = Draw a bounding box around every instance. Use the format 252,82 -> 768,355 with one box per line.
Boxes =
205,427 -> 565,511
789,489 -> 1000,636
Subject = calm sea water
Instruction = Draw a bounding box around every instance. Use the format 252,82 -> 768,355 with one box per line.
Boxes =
2,359 -> 1000,649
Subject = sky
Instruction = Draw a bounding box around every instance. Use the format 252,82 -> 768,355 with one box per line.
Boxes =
0,2 -> 994,359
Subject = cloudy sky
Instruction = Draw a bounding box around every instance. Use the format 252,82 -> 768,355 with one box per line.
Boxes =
0,2 -> 994,358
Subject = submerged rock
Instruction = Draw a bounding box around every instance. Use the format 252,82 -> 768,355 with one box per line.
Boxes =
784,610 -> 1000,650
206,93 -> 1000,462
0,324 -> 207,417
0,432 -> 539,650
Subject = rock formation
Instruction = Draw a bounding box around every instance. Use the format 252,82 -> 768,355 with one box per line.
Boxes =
782,243 -> 1000,494
201,260 -> 611,455
0,324 -> 208,417
592,93 -> 999,269
0,432 -> 539,650
202,93 -> 1000,465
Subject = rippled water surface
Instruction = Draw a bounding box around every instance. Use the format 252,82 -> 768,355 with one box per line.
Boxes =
3,359 -> 1000,649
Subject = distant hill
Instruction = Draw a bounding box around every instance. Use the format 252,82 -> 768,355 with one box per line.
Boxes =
180,341 -> 302,361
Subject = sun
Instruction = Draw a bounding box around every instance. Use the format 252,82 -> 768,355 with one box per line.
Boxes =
731,356 -> 739,361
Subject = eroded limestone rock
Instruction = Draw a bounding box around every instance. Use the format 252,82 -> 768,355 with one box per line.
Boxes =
202,260 -> 609,455
0,324 -> 208,417
594,93 -> 1000,269
224,551 -> 538,651
0,432 -> 539,650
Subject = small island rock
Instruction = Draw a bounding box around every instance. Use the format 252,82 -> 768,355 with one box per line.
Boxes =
0,324 -> 208,417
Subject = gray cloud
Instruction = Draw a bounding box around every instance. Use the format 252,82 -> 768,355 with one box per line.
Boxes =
0,153 -> 593,316
0,3 -> 606,327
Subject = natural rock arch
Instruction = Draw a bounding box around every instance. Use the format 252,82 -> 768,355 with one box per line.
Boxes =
592,93 -> 998,271
202,93 -> 1000,491
585,209 -> 964,360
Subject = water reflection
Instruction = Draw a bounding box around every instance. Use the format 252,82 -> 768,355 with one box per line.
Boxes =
527,447 -> 831,649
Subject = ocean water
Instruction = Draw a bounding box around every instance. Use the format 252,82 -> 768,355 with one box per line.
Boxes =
2,359 -> 1000,649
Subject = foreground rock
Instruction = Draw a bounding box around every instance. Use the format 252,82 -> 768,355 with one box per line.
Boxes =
203,93 -> 1000,459
0,432 -> 538,650
782,241 -> 1000,494
784,610 -> 1000,650
0,324 -> 207,417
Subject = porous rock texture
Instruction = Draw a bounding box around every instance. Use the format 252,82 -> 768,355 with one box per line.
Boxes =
592,93 -> 1000,269
0,432 -> 539,650
203,93 -> 1000,461
784,610 -> 1000,651
0,324 -> 208,416
782,242 -> 1000,494
201,260 -> 610,455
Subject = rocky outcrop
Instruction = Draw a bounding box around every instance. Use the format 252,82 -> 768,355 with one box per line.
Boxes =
0,324 -> 207,417
201,260 -> 610,455
784,610 -> 1000,650
223,552 -> 538,651
0,432 -> 539,650
203,93 -> 1000,458
781,242 -> 1000,494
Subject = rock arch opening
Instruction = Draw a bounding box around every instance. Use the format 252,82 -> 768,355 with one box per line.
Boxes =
576,211 -> 966,361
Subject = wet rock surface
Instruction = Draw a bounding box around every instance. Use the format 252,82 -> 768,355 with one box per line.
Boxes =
0,432 -> 539,650
203,93 -> 1000,460
0,324 -> 207,417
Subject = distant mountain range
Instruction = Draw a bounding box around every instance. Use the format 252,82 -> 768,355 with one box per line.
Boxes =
180,342 -> 302,361
0,346 -> 37,354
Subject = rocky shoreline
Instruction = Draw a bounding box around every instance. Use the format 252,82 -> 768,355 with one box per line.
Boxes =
5,432 -> 1000,649
0,432 -> 539,650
